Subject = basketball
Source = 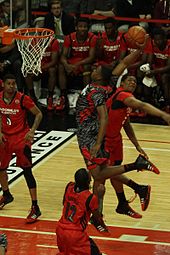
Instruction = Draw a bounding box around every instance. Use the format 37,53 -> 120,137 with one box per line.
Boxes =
126,26 -> 146,47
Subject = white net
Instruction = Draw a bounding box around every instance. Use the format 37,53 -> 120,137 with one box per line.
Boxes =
15,28 -> 54,77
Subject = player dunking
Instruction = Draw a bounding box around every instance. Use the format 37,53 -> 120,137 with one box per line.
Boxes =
76,40 -> 160,224
0,74 -> 42,223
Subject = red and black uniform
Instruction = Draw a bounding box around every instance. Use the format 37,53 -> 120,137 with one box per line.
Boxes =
56,182 -> 101,255
76,76 -> 119,170
63,32 -> 97,74
41,38 -> 59,66
0,91 -> 35,169
105,87 -> 133,165
97,31 -> 123,65
144,38 -> 170,77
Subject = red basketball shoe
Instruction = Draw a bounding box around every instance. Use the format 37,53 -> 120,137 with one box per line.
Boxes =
26,206 -> 41,223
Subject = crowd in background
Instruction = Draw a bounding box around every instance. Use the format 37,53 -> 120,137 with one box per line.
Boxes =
0,0 -> 170,114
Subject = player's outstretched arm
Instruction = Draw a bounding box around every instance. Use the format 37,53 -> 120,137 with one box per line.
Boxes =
112,35 -> 149,76
124,97 -> 170,125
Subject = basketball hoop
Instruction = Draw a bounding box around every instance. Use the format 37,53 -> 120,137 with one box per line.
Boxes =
0,27 -> 54,77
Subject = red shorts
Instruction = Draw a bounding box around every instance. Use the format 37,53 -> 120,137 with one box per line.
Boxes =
81,147 -> 110,170
105,136 -> 123,166
0,129 -> 32,169
68,58 -> 85,75
56,224 -> 90,255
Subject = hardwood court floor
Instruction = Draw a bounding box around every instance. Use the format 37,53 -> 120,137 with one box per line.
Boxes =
0,123 -> 170,254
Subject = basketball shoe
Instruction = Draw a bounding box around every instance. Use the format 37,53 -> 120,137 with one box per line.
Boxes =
136,185 -> 151,211
0,194 -> 14,209
0,233 -> 8,250
26,205 -> 41,223
47,97 -> 54,111
90,214 -> 108,233
55,96 -> 66,111
116,202 -> 142,218
135,154 -> 160,174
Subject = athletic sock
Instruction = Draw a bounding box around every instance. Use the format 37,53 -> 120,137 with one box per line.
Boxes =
127,180 -> 140,192
116,192 -> 127,204
124,163 -> 136,172
48,91 -> 53,98
3,189 -> 12,197
98,198 -> 104,214
32,200 -> 38,207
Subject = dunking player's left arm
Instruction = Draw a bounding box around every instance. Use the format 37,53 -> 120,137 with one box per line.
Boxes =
90,104 -> 108,158
25,105 -> 43,142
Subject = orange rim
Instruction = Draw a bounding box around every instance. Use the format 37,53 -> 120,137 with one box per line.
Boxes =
13,27 -> 54,39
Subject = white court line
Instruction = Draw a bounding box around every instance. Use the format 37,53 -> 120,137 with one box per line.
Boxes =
37,244 -> 57,249
123,146 -> 170,152
71,140 -> 170,152
1,226 -> 169,247
0,215 -> 169,232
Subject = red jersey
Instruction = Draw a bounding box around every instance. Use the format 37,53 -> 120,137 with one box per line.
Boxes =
59,182 -> 98,231
120,34 -> 143,63
98,31 -> 123,64
42,38 -> 59,64
144,38 -> 170,68
106,87 -> 133,139
64,32 -> 97,59
0,92 -> 35,135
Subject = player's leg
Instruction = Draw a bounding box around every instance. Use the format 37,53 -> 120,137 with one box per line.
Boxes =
16,134 -> 41,223
89,238 -> 102,255
47,66 -> 57,110
0,140 -> 14,209
108,138 -> 151,212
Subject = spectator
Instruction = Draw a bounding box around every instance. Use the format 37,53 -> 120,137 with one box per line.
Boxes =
56,168 -> 108,255
44,0 -> 75,38
0,42 -> 23,92
82,0 -> 116,15
80,0 -> 116,33
61,0 -> 82,15
144,27 -> 170,112
134,0 -> 153,32
0,0 -> 10,27
58,17 -> 97,111
115,0 -> 152,32
153,0 -> 170,37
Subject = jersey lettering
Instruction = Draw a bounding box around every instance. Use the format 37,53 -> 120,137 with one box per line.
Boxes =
64,202 -> 77,222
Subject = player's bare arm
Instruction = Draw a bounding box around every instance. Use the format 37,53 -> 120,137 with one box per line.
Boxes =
124,96 -> 170,125
123,118 -> 148,158
90,104 -> 108,158
112,35 -> 149,76
25,106 -> 43,141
